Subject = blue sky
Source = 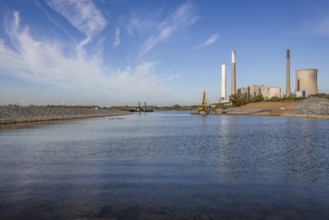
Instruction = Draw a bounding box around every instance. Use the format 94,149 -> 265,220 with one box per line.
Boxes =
0,0 -> 328,106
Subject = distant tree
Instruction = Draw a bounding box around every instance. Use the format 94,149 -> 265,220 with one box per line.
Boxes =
270,96 -> 280,102
231,93 -> 266,106
214,103 -> 224,109
252,95 -> 264,102
230,94 -> 245,106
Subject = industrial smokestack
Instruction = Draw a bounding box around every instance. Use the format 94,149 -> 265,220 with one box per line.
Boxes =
231,50 -> 236,95
221,64 -> 226,101
286,49 -> 291,97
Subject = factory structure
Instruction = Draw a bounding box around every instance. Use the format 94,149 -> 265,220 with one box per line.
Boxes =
295,69 -> 318,97
219,48 -> 319,103
237,85 -> 283,99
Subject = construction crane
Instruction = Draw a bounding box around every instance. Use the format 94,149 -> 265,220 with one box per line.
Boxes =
198,90 -> 209,114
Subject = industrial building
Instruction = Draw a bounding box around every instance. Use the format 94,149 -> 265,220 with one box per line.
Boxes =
295,69 -> 318,97
267,87 -> 282,99
249,85 -> 261,96
237,85 -> 282,99
237,87 -> 249,96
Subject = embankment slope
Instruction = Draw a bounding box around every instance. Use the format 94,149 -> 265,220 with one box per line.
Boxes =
285,97 -> 329,119
220,97 -> 329,119
0,106 -> 130,124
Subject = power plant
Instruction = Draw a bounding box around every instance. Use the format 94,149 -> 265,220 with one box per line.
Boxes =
295,69 -> 318,96
286,49 -> 291,97
231,50 -> 236,95
213,48 -> 320,109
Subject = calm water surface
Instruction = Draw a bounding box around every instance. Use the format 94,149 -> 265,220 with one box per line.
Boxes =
0,112 -> 329,219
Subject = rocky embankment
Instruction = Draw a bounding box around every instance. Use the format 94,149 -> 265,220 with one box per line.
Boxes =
206,101 -> 298,116
0,105 -> 131,124
285,97 -> 329,119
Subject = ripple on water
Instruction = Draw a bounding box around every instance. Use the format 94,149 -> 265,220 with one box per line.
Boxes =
0,113 -> 329,219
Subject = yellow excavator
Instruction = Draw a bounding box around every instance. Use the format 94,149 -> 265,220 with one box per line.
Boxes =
198,90 -> 210,114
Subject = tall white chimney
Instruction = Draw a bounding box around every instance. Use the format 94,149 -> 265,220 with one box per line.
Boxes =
221,64 -> 226,100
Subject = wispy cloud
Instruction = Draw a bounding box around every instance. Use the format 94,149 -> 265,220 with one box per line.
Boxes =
127,7 -> 164,36
46,0 -> 107,45
113,27 -> 121,49
195,33 -> 219,49
314,17 -> 329,36
165,74 -> 182,81
127,15 -> 156,36
36,1 -> 77,44
0,11 -> 169,100
140,1 -> 199,55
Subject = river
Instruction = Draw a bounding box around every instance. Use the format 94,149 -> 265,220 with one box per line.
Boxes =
0,112 -> 329,219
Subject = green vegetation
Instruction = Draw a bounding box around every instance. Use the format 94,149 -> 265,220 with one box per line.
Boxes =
311,93 -> 329,99
213,103 -> 231,110
229,94 -> 253,107
252,95 -> 264,102
275,96 -> 306,102
269,96 -> 280,102
229,94 -> 308,107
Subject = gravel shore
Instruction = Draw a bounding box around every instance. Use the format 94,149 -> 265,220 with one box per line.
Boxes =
194,97 -> 328,120
285,97 -> 329,119
0,105 -> 131,124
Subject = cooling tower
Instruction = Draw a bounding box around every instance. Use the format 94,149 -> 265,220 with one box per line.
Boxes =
231,50 -> 236,95
221,64 -> 226,100
295,69 -> 318,96
286,49 -> 291,97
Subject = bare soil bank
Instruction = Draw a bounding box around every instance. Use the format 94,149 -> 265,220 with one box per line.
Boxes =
0,105 -> 131,125
234,101 -> 299,116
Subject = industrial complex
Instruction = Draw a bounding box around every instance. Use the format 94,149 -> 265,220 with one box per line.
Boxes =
219,48 -> 319,103
197,48 -> 320,114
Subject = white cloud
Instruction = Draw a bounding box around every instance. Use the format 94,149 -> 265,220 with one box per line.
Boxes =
46,0 -> 107,41
196,33 -> 220,49
140,1 -> 199,55
0,11 -> 169,102
113,27 -> 120,49
107,62 -> 168,95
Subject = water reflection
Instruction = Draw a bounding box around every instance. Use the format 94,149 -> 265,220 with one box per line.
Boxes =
217,116 -> 239,183
283,119 -> 326,185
